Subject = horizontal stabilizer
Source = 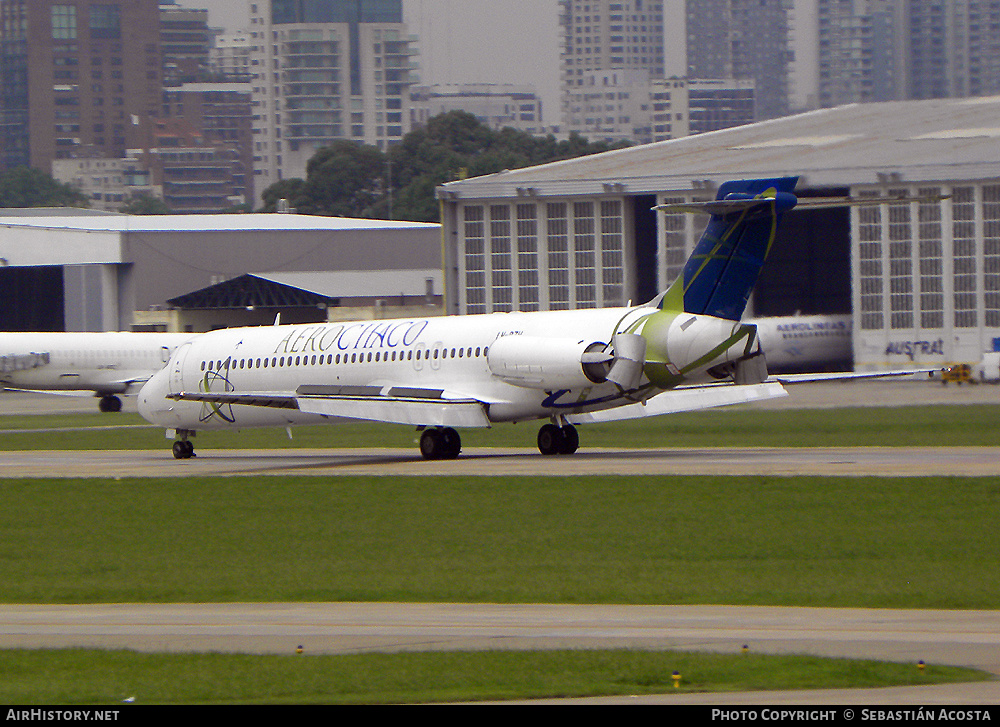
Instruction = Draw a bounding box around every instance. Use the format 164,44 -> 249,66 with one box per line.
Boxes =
565,381 -> 787,424
654,197 -> 794,216
657,194 -> 949,215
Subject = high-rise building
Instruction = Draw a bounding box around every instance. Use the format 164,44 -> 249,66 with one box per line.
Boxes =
683,0 -> 791,121
249,0 -> 416,203
409,84 -> 545,135
904,0 -> 1000,99
816,0 -> 1000,106
816,0 -> 899,107
559,0 -> 667,137
160,4 -> 212,86
0,0 -> 163,173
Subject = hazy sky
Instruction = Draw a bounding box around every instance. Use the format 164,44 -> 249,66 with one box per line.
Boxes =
172,0 -> 563,122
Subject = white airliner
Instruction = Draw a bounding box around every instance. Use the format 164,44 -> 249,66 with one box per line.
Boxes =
1,331 -> 195,411
136,177 -> 922,460
749,314 -> 852,373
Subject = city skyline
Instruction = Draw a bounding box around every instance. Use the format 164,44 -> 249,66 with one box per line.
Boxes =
175,0 -> 564,122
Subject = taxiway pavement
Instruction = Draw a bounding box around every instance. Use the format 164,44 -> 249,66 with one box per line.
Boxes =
1,602 -> 998,704
2,384 -> 999,704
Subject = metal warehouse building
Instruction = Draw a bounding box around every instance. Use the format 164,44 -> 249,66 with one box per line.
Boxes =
0,215 -> 441,333
436,96 -> 1000,370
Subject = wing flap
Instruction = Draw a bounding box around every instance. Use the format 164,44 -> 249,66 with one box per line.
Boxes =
296,395 -> 490,428
168,388 -> 492,428
565,381 -> 787,424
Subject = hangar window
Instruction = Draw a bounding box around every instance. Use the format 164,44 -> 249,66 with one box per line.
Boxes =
887,191 -> 913,330
918,189 -> 944,329
983,185 -> 1000,327
516,203 -> 539,311
857,191 -> 883,330
660,197 -> 688,288
573,202 -> 597,308
463,205 -> 486,314
600,200 -> 625,307
952,187 -> 978,328
547,202 -> 570,309
490,205 -> 513,311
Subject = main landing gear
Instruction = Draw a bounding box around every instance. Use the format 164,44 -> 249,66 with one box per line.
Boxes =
537,422 -> 579,455
98,394 -> 122,413
419,426 -> 461,460
171,430 -> 196,459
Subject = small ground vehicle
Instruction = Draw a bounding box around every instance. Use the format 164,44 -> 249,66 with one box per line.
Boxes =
941,363 -> 972,385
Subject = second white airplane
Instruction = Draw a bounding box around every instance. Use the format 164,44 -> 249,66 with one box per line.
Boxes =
136,176 -> 887,460
2,331 -> 195,412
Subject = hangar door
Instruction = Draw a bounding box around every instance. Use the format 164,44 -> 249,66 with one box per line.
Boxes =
0,267 -> 64,331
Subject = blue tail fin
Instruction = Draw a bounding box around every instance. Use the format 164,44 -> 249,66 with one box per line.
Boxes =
658,177 -> 798,320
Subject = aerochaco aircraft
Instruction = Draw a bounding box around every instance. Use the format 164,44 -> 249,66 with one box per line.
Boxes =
137,177 -> 921,460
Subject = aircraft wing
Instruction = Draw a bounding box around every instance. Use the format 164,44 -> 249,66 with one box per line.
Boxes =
565,381 -> 788,424
769,368 -> 938,384
168,384 -> 492,428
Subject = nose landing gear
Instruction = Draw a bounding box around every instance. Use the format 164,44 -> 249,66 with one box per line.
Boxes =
171,430 -> 196,459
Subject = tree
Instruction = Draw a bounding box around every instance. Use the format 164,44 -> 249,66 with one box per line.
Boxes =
119,192 -> 172,215
258,112 -> 632,222
0,167 -> 88,208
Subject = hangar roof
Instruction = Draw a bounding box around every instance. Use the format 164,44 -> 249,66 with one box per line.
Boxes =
437,95 -> 1000,199
0,213 -> 438,233
167,270 -> 443,309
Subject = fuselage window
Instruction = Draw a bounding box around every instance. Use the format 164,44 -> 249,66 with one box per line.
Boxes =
263,358 -> 269,368
201,361 -> 206,371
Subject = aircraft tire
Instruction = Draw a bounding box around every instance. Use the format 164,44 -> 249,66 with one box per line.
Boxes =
172,440 -> 195,460
99,395 -> 122,413
419,429 -> 442,460
537,424 -> 564,455
558,424 -> 579,454
440,427 -> 462,459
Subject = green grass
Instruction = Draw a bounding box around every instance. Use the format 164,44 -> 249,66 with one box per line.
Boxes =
0,648 -> 985,705
3,403 -> 1000,449
2,475 -> 998,608
4,408 -> 998,703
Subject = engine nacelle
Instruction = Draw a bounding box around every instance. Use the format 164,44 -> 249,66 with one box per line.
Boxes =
487,335 -> 611,390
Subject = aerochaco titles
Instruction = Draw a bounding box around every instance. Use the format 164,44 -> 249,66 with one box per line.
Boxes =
272,321 -> 430,355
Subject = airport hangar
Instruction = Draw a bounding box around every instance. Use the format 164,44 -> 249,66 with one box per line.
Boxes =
437,95 -> 1000,371
0,213 -> 443,333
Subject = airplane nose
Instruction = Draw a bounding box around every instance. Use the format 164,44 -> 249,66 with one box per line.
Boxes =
137,367 -> 173,425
